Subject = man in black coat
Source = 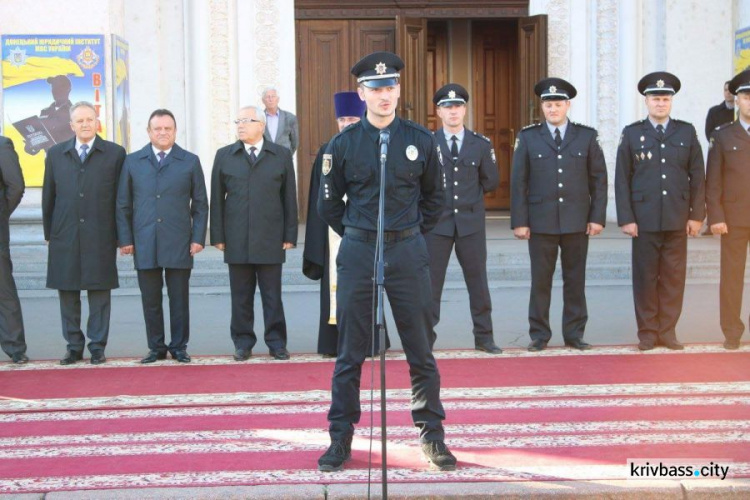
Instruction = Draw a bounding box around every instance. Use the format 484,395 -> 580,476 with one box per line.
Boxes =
211,105 -> 298,361
303,91 -> 366,357
705,81 -> 735,141
615,72 -> 705,351
116,109 -> 208,364
0,135 -> 28,364
706,69 -> 750,350
511,78 -> 608,352
426,83 -> 501,353
316,51 -> 455,473
42,101 -> 126,365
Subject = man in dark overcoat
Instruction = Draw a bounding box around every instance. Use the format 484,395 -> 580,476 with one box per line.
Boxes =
0,135 -> 28,364
42,101 -> 126,365
210,105 -> 298,361
116,109 -> 208,364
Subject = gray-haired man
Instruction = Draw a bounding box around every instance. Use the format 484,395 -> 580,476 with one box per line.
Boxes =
261,88 -> 299,155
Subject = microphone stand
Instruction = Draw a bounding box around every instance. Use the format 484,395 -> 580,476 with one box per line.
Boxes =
375,129 -> 389,497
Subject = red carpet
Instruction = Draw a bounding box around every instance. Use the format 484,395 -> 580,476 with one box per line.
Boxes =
0,345 -> 748,493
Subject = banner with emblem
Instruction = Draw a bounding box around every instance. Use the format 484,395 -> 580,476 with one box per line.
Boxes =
112,35 -> 130,153
1,34 -> 107,186
735,26 -> 750,74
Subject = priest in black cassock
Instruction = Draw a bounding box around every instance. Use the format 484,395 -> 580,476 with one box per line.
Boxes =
303,92 -> 366,356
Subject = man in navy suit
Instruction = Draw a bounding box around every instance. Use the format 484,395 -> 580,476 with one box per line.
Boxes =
116,109 -> 208,363
426,84 -> 501,353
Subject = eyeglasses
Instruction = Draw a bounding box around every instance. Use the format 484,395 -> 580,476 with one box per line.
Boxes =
234,118 -> 262,124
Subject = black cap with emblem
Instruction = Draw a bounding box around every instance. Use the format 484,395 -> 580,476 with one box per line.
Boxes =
534,77 -> 577,101
433,83 -> 469,106
638,71 -> 681,95
729,69 -> 750,95
351,51 -> 404,88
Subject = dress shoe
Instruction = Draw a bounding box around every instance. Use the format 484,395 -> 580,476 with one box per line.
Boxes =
421,440 -> 457,471
723,340 -> 741,350
564,339 -> 592,351
318,436 -> 352,472
661,339 -> 684,351
172,351 -> 191,363
233,349 -> 252,361
475,341 -> 503,354
90,352 -> 106,365
527,339 -> 547,352
60,351 -> 83,365
270,347 -> 290,360
140,351 -> 167,364
638,341 -> 655,351
11,353 -> 29,364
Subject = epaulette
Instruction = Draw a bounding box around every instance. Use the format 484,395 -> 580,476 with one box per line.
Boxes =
471,130 -> 491,142
521,123 -> 542,131
625,119 -> 646,128
402,118 -> 432,136
671,117 -> 693,126
715,121 -> 734,131
571,121 -> 595,131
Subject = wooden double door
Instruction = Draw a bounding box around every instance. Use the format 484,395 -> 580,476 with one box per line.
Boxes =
295,11 -> 547,220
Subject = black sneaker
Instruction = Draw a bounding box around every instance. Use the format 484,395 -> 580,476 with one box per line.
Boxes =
317,437 -> 352,472
421,440 -> 457,471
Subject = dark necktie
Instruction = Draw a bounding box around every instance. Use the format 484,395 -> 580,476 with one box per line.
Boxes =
656,124 -> 665,141
157,151 -> 166,166
79,144 -> 89,162
450,135 -> 459,160
248,146 -> 258,163
747,126 -> 750,135
554,128 -> 562,147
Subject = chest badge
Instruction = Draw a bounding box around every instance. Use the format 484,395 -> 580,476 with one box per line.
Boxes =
322,154 -> 332,175
406,145 -> 418,161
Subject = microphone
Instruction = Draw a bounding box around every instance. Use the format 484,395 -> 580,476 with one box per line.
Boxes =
379,129 -> 390,160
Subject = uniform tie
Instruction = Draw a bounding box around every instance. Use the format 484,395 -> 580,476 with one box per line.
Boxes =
157,151 -> 166,166
656,123 -> 665,141
450,135 -> 459,161
79,144 -> 89,162
248,146 -> 258,163
554,128 -> 562,147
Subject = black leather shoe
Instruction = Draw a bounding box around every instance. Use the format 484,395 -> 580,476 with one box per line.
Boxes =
318,437 -> 352,472
233,349 -> 251,361
60,351 -> 83,365
724,340 -> 741,350
475,341 -> 503,354
270,348 -> 290,360
421,440 -> 457,471
527,339 -> 547,352
90,352 -> 106,365
638,341 -> 655,351
661,339 -> 684,351
565,339 -> 592,351
141,351 -> 167,364
11,353 -> 29,364
172,351 -> 191,363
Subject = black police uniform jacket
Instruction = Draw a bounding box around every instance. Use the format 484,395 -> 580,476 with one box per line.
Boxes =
432,129 -> 499,237
210,140 -> 298,264
706,121 -> 750,228
705,101 -> 735,141
615,118 -> 705,231
510,122 -> 608,234
317,115 -> 444,236
42,135 -> 126,290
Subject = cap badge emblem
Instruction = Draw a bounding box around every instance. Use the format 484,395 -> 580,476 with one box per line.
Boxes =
656,79 -> 665,88
549,85 -> 557,93
375,62 -> 387,75
448,90 -> 456,99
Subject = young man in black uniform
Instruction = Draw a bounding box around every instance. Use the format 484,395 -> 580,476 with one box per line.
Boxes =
317,51 -> 456,472
511,78 -> 608,352
706,69 -> 750,350
426,83 -> 501,353
615,72 -> 705,351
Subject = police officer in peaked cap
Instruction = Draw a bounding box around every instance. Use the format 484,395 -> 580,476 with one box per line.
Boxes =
615,71 -> 705,351
510,77 -> 608,352
426,83 -> 501,354
316,51 -> 456,473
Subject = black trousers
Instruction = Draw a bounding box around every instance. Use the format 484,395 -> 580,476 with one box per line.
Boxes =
528,232 -> 589,342
720,225 -> 750,342
137,268 -> 191,354
58,289 -> 111,354
229,263 -> 287,352
0,247 -> 26,357
632,230 -> 687,344
328,231 -> 445,443
425,228 -> 493,348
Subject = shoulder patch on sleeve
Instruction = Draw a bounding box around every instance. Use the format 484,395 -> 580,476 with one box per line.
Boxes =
437,145 -> 444,166
322,154 -> 332,175
513,136 -> 521,151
